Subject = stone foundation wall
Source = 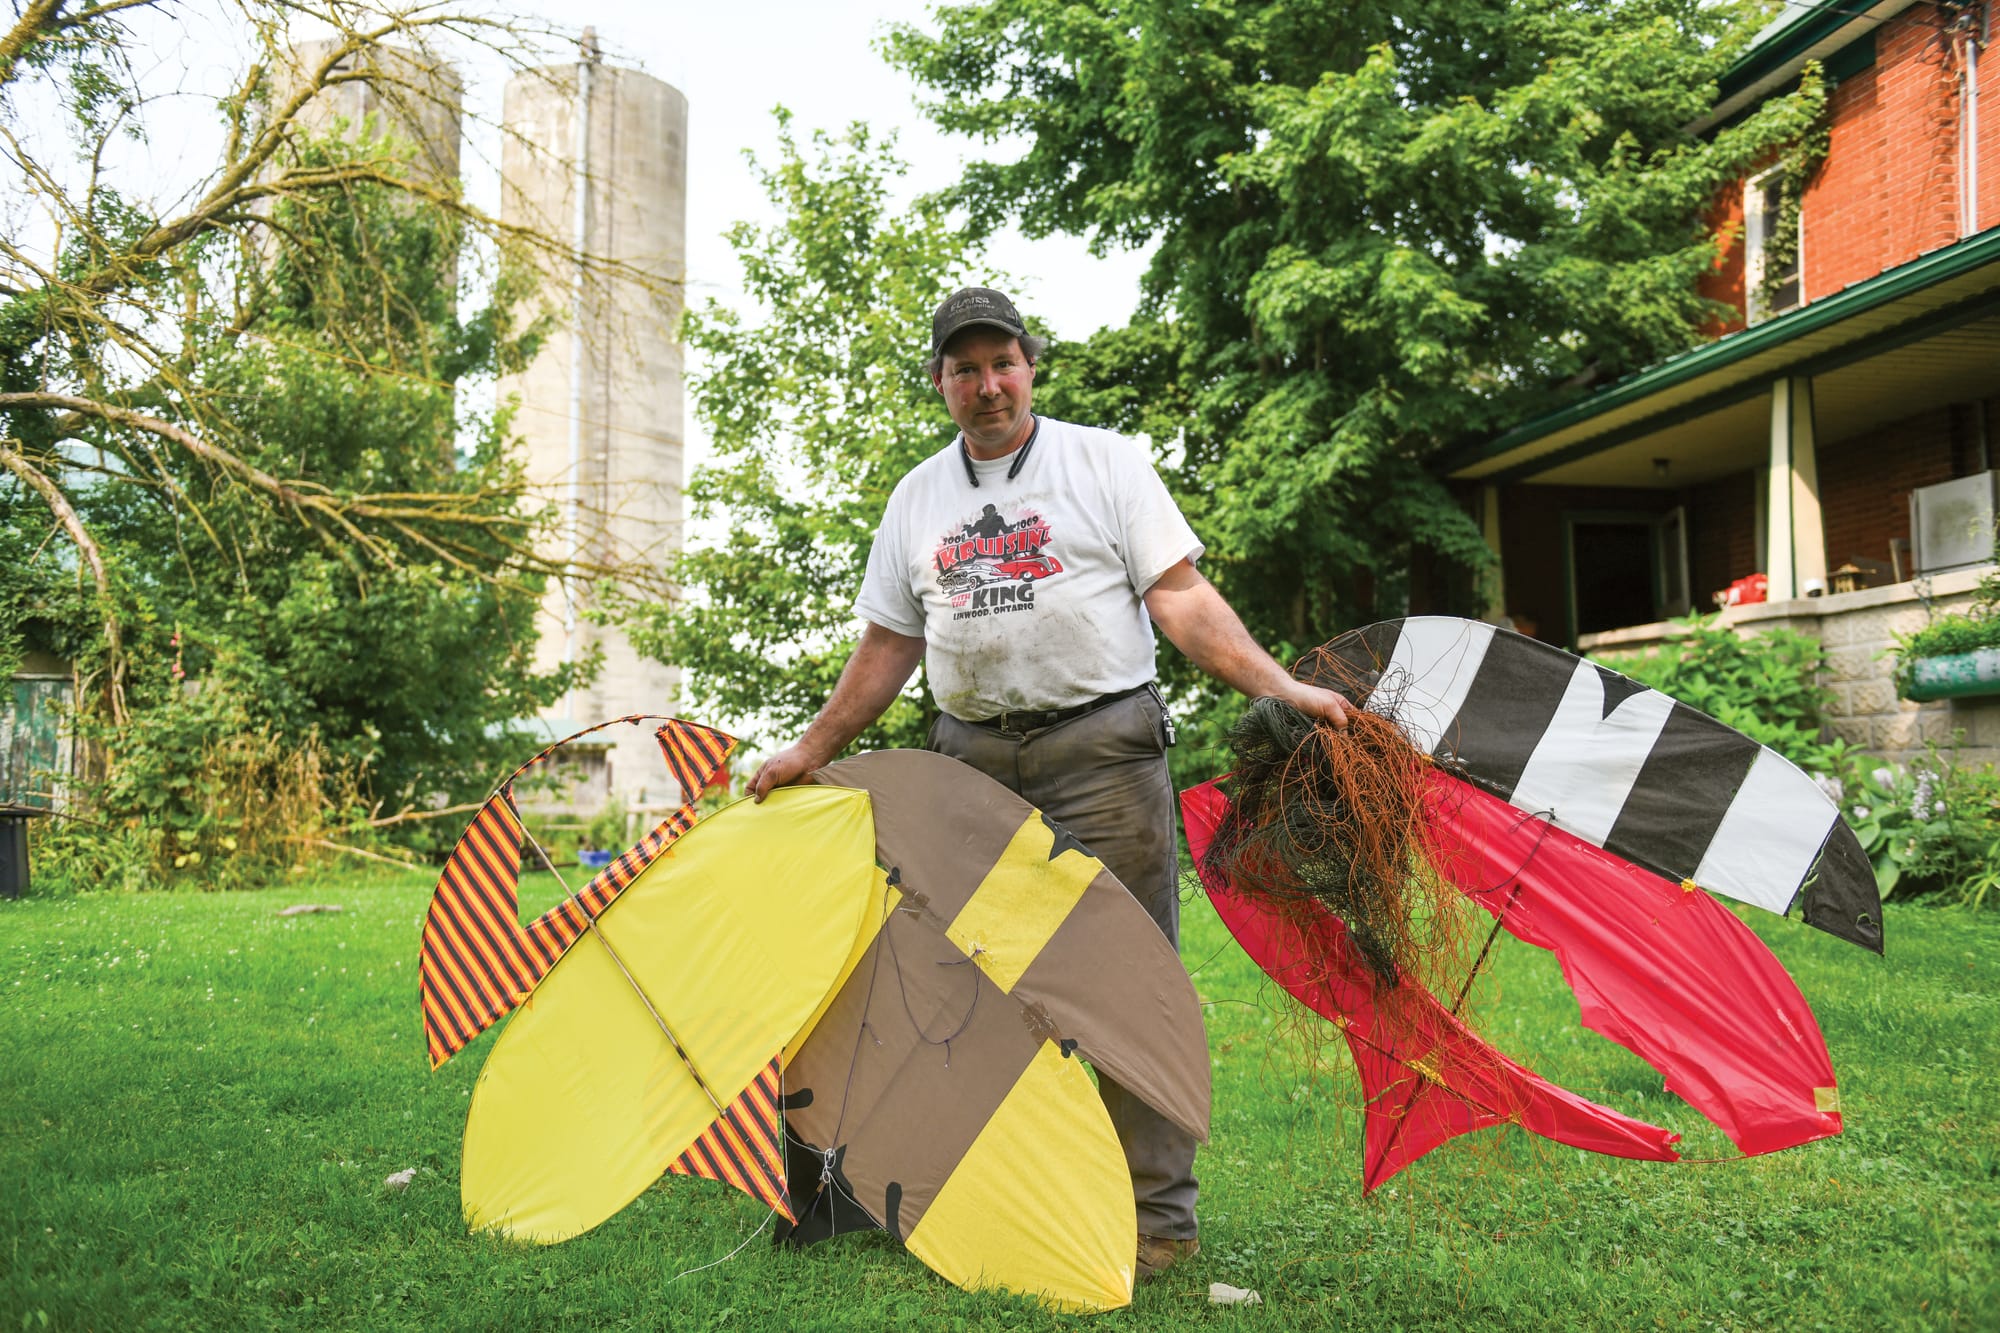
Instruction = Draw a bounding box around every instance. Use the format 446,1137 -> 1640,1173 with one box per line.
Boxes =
1579,564 -> 2000,771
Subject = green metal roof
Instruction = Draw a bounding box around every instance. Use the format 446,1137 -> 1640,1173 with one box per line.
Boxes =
1737,2 -> 1826,70
1442,225 -> 2000,483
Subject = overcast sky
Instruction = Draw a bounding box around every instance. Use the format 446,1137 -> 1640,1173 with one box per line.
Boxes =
98,1 -> 1150,465
569,0 -> 1152,344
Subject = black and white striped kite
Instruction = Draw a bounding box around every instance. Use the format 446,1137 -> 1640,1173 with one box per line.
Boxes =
1300,616 -> 1883,953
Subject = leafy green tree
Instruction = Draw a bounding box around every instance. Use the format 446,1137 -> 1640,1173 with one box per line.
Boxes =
626,116 -> 995,752
885,0 -> 1822,659
120,142 -> 580,811
0,3 -> 650,870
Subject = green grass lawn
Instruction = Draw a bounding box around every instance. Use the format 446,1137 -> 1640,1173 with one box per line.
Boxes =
1,864 -> 1995,1331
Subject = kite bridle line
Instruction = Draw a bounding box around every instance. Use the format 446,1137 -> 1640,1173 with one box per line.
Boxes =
884,891 -> 984,1071
783,870 -> 905,1239
1435,797 -> 1558,1011
786,865 -> 986,1239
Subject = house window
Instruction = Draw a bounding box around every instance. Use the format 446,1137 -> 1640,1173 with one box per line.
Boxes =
1744,168 -> 1801,323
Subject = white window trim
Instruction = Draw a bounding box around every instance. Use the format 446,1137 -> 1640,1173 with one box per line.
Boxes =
1744,166 -> 1804,324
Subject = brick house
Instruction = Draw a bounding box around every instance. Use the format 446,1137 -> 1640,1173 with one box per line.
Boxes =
1437,0 -> 2000,765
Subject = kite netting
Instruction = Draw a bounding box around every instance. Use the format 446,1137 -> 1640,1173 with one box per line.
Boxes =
1197,693 -> 1470,992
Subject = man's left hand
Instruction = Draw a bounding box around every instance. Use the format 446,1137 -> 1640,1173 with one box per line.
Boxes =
1277,679 -> 1352,729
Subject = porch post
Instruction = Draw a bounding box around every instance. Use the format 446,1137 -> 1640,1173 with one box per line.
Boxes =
1766,376 -> 1827,599
1478,485 -> 1506,621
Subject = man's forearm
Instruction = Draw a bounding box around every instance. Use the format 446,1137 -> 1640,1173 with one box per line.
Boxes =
1143,564 -> 1291,695
1170,614 -> 1296,700
750,622 -> 926,800
1143,560 -> 1351,726
795,623 -> 927,763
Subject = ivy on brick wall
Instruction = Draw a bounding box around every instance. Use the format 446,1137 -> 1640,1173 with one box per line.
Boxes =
1757,63 -> 1832,318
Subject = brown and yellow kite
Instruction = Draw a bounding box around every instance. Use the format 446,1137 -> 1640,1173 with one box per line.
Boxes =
431,739 -> 1210,1314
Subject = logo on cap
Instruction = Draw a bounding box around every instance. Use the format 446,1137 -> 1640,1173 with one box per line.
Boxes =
931,286 -> 1025,355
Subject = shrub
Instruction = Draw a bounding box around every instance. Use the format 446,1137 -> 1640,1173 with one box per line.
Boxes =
1841,753 -> 2000,904
36,674 -> 365,893
1593,614 -> 1845,774
27,818 -> 158,896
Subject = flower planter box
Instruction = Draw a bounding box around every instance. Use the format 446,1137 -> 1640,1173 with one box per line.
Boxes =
1901,646 -> 2000,702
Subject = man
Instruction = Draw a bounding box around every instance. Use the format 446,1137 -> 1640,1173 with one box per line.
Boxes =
751,286 -> 1349,1282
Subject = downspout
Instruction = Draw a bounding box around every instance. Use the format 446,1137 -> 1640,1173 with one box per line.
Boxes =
564,28 -> 599,699
1961,3 -> 1983,237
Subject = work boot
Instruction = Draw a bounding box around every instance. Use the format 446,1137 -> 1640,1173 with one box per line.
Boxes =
1135,1233 -> 1200,1284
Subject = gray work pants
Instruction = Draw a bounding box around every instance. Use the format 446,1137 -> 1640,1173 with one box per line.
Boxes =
929,689 -> 1201,1239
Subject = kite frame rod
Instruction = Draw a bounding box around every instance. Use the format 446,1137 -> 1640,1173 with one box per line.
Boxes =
1369,879 -> 1526,1174
516,813 -> 728,1117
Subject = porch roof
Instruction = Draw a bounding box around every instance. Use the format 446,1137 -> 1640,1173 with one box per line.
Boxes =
1441,226 -> 2000,488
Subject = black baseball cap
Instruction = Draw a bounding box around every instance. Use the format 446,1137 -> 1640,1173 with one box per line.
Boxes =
930,286 -> 1026,356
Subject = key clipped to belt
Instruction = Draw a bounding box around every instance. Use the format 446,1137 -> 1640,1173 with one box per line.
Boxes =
1146,683 -> 1177,747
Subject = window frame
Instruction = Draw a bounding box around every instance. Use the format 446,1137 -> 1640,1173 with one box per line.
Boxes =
1744,165 -> 1803,324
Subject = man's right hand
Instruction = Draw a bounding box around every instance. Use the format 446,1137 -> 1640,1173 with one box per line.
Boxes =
750,741 -> 825,802
746,622 -> 927,803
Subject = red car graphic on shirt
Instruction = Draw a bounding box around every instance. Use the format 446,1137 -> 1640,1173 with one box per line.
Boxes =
938,553 -> 1065,596
994,554 -> 1063,582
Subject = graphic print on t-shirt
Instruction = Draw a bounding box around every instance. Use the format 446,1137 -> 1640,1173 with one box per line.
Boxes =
932,502 -> 1065,620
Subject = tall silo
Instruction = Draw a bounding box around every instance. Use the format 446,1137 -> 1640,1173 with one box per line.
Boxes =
499,34 -> 688,812
273,39 -> 464,478
281,38 -> 464,185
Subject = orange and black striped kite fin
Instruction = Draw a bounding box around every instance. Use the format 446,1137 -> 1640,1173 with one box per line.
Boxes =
420,794 -> 544,1069
667,1054 -> 795,1222
656,719 -> 734,804
420,718 -> 738,1069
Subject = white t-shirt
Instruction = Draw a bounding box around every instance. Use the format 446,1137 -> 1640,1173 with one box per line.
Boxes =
855,416 -> 1204,721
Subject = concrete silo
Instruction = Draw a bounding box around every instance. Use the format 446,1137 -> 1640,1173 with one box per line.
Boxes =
499,34 -> 689,812
281,38 -> 464,186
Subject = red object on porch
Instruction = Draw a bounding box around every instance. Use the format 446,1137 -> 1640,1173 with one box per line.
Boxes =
1715,572 -> 1769,607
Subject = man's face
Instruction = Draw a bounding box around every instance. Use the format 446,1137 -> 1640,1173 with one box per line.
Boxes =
933,328 -> 1035,457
